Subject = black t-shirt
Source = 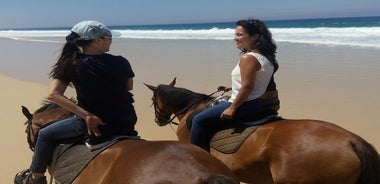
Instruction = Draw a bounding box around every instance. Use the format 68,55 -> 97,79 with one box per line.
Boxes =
53,53 -> 137,135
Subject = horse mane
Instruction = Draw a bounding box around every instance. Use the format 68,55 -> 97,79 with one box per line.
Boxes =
34,97 -> 77,114
156,85 -> 213,110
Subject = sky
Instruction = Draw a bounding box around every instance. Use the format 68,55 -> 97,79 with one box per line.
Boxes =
0,0 -> 379,29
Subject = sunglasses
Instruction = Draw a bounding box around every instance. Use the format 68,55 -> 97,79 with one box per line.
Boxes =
102,36 -> 112,40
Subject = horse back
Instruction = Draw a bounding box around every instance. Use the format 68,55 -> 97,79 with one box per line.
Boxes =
73,139 -> 238,184
252,119 -> 364,159
220,119 -> 369,183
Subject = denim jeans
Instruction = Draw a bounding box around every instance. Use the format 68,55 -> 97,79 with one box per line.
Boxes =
30,115 -> 86,173
190,99 -> 270,149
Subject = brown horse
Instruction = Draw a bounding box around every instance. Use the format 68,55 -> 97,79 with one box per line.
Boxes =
144,78 -> 380,184
18,101 -> 239,184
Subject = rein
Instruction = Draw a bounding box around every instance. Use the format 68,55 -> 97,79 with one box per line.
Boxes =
152,87 -> 226,126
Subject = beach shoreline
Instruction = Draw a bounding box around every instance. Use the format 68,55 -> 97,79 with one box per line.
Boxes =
1,38 -> 379,183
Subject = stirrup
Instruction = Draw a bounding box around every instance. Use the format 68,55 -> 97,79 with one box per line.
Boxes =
14,169 -> 47,184
14,169 -> 30,184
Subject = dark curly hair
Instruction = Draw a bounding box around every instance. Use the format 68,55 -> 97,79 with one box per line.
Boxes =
236,19 -> 277,61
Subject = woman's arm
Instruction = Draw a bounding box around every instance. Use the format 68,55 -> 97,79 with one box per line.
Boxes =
221,54 -> 260,119
47,79 -> 104,136
126,78 -> 133,91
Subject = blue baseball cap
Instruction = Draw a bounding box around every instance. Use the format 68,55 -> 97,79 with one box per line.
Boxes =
71,20 -> 112,40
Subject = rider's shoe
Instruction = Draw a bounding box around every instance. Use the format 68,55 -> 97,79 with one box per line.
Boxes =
14,169 -> 47,184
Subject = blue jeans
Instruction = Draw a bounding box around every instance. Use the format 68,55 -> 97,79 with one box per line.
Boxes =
190,99 -> 269,149
30,115 -> 86,173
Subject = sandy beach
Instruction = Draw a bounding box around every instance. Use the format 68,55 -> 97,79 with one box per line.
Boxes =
1,37 -> 379,183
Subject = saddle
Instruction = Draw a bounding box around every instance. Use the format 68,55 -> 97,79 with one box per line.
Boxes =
186,95 -> 282,154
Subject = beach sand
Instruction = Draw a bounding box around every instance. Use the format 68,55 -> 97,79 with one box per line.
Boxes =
1,37 -> 379,183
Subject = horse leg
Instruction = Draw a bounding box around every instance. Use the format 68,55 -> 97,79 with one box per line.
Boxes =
211,148 -> 274,183
268,158 -> 360,184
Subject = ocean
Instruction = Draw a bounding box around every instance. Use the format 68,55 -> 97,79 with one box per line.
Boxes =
1,16 -> 379,48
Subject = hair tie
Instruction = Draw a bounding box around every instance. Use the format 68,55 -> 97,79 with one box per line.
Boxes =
66,31 -> 80,44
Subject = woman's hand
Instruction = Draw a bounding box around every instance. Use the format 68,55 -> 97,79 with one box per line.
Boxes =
85,114 -> 105,136
220,107 -> 236,119
217,85 -> 232,92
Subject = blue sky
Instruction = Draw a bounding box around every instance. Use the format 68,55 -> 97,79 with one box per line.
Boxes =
1,0 -> 379,29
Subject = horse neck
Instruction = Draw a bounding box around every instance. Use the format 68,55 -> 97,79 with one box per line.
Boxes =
175,101 -> 210,143
31,108 -> 73,139
163,86 -> 210,114
175,113 -> 191,142
176,121 -> 191,142
33,108 -> 73,127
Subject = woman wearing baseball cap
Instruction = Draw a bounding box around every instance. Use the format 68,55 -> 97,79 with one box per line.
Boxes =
20,20 -> 138,184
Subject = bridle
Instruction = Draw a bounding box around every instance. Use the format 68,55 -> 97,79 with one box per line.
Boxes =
151,87 -> 226,126
22,103 -> 74,152
151,94 -> 180,126
151,95 -> 182,134
25,119 -> 36,151
24,117 -> 59,151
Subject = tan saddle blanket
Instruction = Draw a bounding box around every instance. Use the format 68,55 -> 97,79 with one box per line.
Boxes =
209,115 -> 282,154
210,125 -> 259,154
52,143 -> 106,184
51,135 -> 140,184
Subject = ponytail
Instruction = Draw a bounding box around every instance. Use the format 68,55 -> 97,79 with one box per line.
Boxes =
49,42 -> 81,82
50,32 -> 92,82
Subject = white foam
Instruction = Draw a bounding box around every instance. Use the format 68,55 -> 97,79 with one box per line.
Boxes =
1,27 -> 379,48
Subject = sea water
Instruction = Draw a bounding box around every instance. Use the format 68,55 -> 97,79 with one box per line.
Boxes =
1,16 -> 379,48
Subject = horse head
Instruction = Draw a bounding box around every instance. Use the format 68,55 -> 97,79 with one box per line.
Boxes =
21,100 -> 74,151
144,77 -> 214,127
144,77 -> 177,126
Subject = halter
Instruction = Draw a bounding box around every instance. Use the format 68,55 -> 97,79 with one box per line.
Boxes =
151,87 -> 226,126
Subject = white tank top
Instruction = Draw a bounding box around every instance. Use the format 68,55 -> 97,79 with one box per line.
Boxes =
229,52 -> 275,102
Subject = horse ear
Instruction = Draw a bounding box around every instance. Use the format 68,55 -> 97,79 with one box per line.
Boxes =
21,105 -> 33,120
169,77 -> 176,87
144,83 -> 157,91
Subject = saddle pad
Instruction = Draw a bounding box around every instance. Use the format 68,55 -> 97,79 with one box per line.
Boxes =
52,136 -> 135,184
210,125 -> 259,154
52,143 -> 107,184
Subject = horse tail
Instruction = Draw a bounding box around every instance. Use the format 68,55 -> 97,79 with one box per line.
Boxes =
203,173 -> 238,184
350,140 -> 380,184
